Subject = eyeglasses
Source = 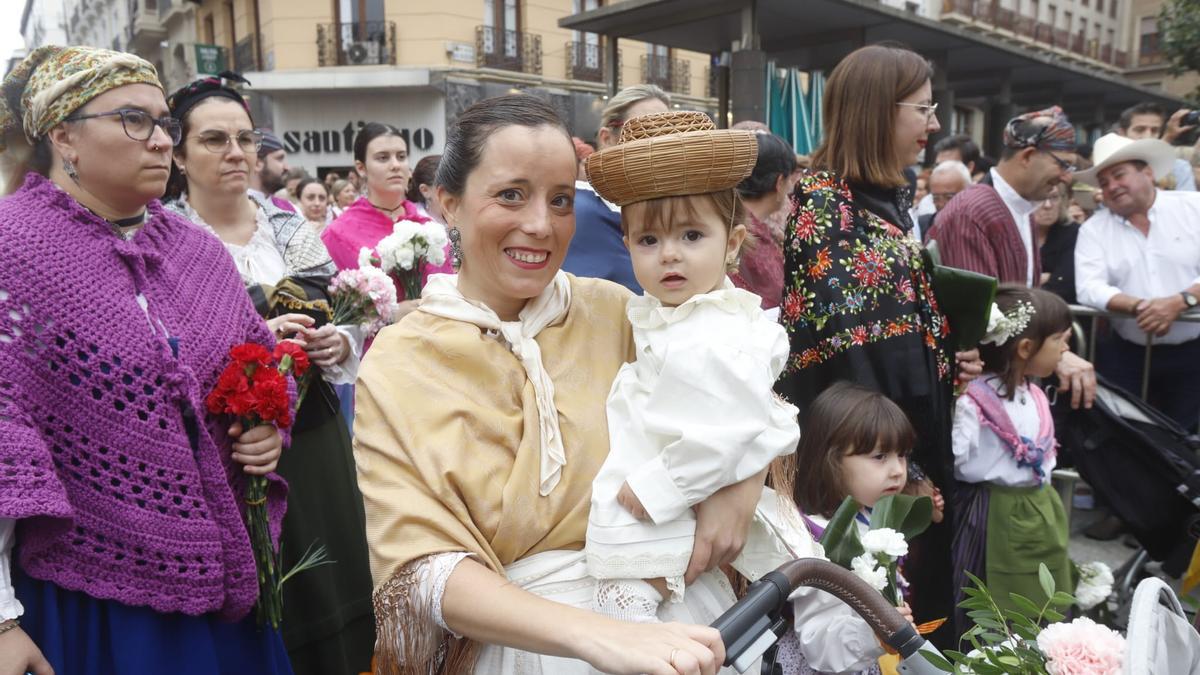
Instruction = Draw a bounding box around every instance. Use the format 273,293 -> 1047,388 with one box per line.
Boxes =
1041,149 -> 1077,174
63,108 -> 182,145
896,101 -> 939,122
189,129 -> 264,154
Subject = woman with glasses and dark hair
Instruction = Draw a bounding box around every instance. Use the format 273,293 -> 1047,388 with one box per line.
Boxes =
162,74 -> 376,675
0,48 -> 290,674
774,43 -> 983,647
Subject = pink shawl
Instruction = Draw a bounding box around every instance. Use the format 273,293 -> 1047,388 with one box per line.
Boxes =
319,197 -> 454,300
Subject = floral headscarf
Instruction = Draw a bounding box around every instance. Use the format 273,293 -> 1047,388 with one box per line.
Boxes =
0,45 -> 162,153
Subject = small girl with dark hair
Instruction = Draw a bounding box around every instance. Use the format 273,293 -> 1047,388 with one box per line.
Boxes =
770,381 -> 920,674
951,284 -> 1073,631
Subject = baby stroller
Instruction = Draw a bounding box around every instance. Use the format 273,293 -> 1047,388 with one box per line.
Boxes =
710,558 -> 946,674
1050,373 -> 1200,618
1124,576 -> 1200,673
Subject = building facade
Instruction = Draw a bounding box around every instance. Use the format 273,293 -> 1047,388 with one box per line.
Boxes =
1123,0 -> 1200,100
185,0 -> 716,176
21,0 -> 70,53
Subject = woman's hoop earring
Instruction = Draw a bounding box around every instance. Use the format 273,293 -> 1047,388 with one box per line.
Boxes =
448,226 -> 463,269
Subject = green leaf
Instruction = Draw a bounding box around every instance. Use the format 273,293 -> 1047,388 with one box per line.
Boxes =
868,493 -> 934,540
1051,591 -> 1076,607
919,650 -> 955,672
1038,563 -> 1056,600
1009,592 -> 1043,617
817,495 -> 866,566
1043,608 -> 1066,622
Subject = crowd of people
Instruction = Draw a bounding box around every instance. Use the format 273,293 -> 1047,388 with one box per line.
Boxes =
0,41 -> 1197,675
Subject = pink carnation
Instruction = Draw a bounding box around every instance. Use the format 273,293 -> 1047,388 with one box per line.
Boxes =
1036,617 -> 1125,675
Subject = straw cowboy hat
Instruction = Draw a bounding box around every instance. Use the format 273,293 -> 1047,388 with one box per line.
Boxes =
1074,132 -> 1176,186
586,110 -> 758,206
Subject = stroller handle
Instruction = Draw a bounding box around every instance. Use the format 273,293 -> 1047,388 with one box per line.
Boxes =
710,559 -> 927,671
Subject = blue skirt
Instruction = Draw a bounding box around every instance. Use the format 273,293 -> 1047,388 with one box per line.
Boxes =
14,570 -> 294,675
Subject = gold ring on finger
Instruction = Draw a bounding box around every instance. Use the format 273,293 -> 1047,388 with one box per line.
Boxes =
669,648 -> 679,666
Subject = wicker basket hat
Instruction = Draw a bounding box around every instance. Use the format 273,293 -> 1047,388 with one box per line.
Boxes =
586,111 -> 758,207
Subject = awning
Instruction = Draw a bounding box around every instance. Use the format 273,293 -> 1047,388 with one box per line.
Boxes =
559,0 -> 1184,123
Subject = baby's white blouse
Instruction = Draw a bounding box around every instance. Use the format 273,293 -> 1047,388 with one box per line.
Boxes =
586,281 -> 800,589
952,377 -> 1054,488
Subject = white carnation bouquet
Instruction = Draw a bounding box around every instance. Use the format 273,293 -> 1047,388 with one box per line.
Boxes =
374,219 -> 449,301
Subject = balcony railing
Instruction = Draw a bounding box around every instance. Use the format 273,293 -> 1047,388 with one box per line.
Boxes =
565,40 -> 609,83
317,21 -> 397,67
641,54 -> 690,95
476,26 -> 542,74
939,0 -> 1128,68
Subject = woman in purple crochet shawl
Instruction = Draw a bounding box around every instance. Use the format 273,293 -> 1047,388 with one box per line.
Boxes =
0,47 -> 292,674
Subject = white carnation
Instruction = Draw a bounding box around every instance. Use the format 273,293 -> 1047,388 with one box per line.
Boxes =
357,246 -> 375,268
850,553 -> 888,592
861,528 -> 908,558
1074,561 -> 1114,610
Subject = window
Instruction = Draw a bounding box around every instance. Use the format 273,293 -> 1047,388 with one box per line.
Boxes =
203,13 -> 215,44
1048,4 -> 1056,26
1107,27 -> 1115,45
573,0 -> 602,68
905,1 -> 920,13
484,0 -> 520,58
1140,15 -> 1161,61
224,1 -> 236,51
339,0 -> 385,28
1097,0 -> 1104,12
1109,0 -> 1117,19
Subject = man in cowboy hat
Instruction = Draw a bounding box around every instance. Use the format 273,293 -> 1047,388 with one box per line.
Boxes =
1074,132 -> 1200,432
927,106 -> 1097,409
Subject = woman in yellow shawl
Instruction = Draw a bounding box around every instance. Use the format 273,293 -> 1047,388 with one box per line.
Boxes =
355,95 -> 767,674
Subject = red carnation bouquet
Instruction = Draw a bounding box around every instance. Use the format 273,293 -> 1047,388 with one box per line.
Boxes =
207,341 -> 327,628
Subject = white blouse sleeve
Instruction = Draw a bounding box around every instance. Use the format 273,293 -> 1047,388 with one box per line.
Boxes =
951,396 -> 982,474
624,342 -> 799,525
0,518 -> 23,621
319,323 -> 365,385
398,551 -> 473,637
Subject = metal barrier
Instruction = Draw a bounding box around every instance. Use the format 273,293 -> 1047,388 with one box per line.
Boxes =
1068,304 -> 1200,401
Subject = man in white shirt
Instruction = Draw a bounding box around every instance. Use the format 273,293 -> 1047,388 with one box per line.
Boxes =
1075,133 -> 1200,431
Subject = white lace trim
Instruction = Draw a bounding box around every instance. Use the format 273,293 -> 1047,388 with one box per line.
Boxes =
427,551 -> 472,634
593,579 -> 663,623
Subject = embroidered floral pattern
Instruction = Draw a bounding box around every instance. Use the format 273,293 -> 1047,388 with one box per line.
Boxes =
781,171 -> 952,381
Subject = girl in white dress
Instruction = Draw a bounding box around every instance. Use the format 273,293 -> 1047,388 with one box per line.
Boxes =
584,111 -> 801,620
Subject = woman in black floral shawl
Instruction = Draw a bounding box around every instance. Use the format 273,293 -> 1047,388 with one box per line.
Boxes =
775,44 -> 980,647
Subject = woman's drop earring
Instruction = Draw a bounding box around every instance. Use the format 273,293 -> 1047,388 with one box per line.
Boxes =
448,226 -> 463,269
62,157 -> 79,183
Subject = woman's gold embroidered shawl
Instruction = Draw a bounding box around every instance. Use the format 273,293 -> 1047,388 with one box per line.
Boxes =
354,275 -> 634,585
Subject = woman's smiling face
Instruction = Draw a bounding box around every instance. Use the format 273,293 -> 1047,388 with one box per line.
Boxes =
441,124 -> 578,320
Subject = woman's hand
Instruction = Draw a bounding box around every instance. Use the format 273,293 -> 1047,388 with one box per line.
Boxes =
617,482 -> 649,521
574,618 -> 725,675
954,349 -> 983,384
686,469 -> 766,583
930,487 -> 945,524
0,624 -> 54,675
228,421 -> 283,475
301,324 -> 350,368
266,313 -> 314,340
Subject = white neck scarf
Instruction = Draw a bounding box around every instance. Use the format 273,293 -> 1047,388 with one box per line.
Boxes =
419,271 -> 573,496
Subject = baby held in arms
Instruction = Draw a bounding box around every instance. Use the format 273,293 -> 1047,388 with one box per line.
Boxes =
584,111 -> 886,673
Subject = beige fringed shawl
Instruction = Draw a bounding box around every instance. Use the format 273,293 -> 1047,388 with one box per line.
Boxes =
354,274 -> 634,673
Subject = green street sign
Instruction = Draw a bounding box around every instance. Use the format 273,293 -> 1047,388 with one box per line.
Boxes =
195,44 -> 226,76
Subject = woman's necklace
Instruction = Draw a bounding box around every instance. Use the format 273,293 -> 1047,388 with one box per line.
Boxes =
84,206 -> 146,239
367,197 -> 406,219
